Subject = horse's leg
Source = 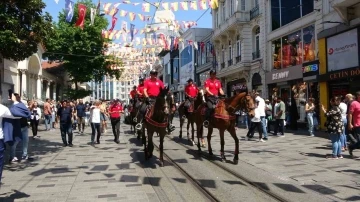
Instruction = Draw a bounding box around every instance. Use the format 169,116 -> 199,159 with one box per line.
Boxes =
179,114 -> 184,139
196,123 -> 203,153
207,126 -> 214,155
191,118 -> 195,146
219,129 -> 226,162
141,125 -> 146,146
148,129 -> 154,158
159,130 -> 165,167
186,118 -> 191,141
144,126 -> 148,160
228,126 -> 239,164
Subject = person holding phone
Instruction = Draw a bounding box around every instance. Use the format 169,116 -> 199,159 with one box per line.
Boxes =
30,101 -> 41,138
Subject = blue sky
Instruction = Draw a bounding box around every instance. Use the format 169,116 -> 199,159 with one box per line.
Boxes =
44,0 -> 212,44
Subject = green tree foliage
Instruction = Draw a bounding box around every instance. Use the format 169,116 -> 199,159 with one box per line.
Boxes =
44,0 -> 122,99
0,0 -> 53,61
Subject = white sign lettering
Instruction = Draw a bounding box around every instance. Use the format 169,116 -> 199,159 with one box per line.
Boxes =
272,71 -> 289,80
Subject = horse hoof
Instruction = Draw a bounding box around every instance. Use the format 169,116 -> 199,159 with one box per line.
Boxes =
233,159 -> 238,165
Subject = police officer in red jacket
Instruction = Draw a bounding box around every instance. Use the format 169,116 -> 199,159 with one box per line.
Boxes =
108,99 -> 123,143
203,69 -> 225,128
184,78 -> 198,116
135,69 -> 165,130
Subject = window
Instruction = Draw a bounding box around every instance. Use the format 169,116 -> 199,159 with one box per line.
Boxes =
121,94 -> 125,99
215,10 -> 219,27
228,42 -> 232,60
241,0 -> 245,10
271,0 -> 314,30
271,25 -> 314,70
121,88 -> 125,92
254,27 -> 260,53
121,82 -> 124,86
221,3 -> 225,22
230,0 -> 234,15
254,0 -> 259,6
222,45 -> 225,63
236,35 -> 241,56
127,81 -> 130,85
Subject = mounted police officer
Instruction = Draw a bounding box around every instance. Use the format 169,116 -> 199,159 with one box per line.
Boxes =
203,69 -> 225,128
135,69 -> 164,129
184,78 -> 199,118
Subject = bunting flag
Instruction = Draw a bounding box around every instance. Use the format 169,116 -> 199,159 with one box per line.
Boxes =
154,2 -> 160,8
133,29 -> 139,35
171,2 -> 179,11
130,24 -> 135,41
65,0 -> 74,23
75,4 -> 87,29
109,3 -> 121,16
121,21 -> 127,32
102,30 -> 109,38
90,8 -> 96,25
136,37 -> 140,45
199,0 -> 207,9
115,31 -> 122,39
210,0 -> 218,9
190,1 -> 197,10
109,30 -> 117,39
162,2 -> 169,10
109,16 -> 117,31
103,3 -> 112,14
142,3 -> 150,12
129,12 -> 136,21
180,2 -> 188,10
96,0 -> 101,14
122,33 -> 127,41
123,0 -> 131,4
120,10 -> 128,17
55,0 -> 59,4
138,13 -> 145,21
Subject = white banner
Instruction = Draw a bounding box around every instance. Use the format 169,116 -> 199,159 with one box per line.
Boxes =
327,28 -> 359,71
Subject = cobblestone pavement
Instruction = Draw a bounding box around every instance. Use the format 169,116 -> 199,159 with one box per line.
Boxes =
0,124 -> 162,202
169,118 -> 360,202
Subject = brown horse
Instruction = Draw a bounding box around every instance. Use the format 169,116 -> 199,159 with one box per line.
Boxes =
194,91 -> 255,164
142,87 -> 170,167
178,90 -> 205,146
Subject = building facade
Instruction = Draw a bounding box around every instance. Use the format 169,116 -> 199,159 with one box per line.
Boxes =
195,32 -> 215,88
212,0 -> 266,97
178,28 -> 212,101
0,45 -> 67,105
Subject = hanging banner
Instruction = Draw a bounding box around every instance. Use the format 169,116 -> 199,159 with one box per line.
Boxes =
75,4 -> 87,29
65,0 -> 74,23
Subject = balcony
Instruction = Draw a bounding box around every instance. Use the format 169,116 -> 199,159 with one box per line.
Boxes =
213,11 -> 250,41
227,59 -> 233,67
236,55 -> 241,63
252,50 -> 260,60
331,0 -> 360,7
221,62 -> 225,69
250,5 -> 260,20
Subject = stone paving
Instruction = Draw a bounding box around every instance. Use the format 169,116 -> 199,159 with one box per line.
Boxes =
0,124 -> 160,202
170,118 -> 360,201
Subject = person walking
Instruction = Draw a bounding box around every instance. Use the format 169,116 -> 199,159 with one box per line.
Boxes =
30,101 -> 41,138
57,100 -> 73,147
50,100 -> 56,130
109,99 -> 123,144
273,97 -> 285,137
321,96 -> 343,159
75,99 -> 86,134
9,93 -> 31,162
43,98 -> 52,131
305,98 -> 316,137
253,92 -> 268,140
90,101 -> 101,144
338,98 -> 348,151
348,91 -> 360,157
265,99 -> 272,133
246,105 -> 265,142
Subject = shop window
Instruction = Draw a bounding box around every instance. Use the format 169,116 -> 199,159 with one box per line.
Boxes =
272,39 -> 281,69
302,25 -> 315,62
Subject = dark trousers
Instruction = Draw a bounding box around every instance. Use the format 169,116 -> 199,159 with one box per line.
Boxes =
274,119 -> 284,135
91,123 -> 101,143
349,127 -> 360,150
111,118 -> 120,141
30,119 -> 39,137
0,140 -> 5,183
60,123 -> 73,145
205,96 -> 217,121
247,122 -> 263,139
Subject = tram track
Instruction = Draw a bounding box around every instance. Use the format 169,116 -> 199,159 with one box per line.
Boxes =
166,134 -> 288,202
150,134 -> 286,202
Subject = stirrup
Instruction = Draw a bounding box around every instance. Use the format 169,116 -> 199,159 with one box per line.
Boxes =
133,117 -> 137,122
170,124 -> 176,131
203,120 -> 209,128
135,123 -> 142,130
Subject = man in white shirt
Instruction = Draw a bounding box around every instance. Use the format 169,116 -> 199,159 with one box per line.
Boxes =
254,92 -> 268,140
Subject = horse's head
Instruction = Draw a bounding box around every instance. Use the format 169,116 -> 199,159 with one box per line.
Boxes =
244,93 -> 255,118
156,86 -> 170,115
226,87 -> 255,118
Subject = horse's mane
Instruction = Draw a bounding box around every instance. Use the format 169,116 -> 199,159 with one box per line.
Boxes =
152,87 -> 169,122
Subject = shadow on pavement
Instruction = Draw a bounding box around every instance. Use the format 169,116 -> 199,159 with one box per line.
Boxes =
0,189 -> 30,202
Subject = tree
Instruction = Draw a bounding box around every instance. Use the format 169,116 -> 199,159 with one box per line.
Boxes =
44,0 -> 122,99
0,0 -> 53,61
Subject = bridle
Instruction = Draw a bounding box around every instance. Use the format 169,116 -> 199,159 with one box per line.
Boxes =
227,94 -> 254,114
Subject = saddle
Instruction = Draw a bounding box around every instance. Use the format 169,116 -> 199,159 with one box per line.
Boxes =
145,104 -> 168,128
199,101 -> 236,120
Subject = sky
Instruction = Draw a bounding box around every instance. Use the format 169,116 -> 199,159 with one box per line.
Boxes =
44,0 -> 213,45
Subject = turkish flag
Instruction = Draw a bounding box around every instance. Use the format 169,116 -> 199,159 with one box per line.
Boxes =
75,4 -> 87,29
109,16 -> 117,32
